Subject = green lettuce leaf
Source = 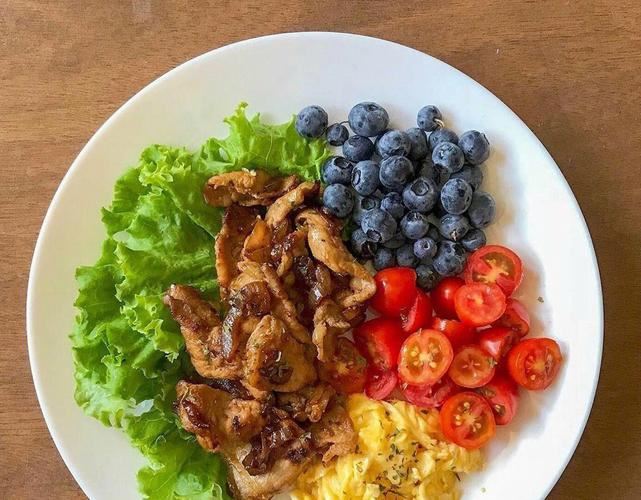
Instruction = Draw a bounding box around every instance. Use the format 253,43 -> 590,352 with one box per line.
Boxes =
70,103 -> 329,499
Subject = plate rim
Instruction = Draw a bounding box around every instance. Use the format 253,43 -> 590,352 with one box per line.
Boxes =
26,31 -> 604,499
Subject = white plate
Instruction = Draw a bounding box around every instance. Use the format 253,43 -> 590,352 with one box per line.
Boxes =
27,32 -> 602,500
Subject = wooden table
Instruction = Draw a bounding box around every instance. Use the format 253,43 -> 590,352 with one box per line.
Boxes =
2,1 -> 640,498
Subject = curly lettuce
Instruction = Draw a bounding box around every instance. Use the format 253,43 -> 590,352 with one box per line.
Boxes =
70,103 -> 329,499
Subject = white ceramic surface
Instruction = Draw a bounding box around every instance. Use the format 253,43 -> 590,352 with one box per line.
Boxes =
27,32 -> 602,500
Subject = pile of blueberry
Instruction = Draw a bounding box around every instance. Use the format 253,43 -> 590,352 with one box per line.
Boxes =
294,102 -> 495,290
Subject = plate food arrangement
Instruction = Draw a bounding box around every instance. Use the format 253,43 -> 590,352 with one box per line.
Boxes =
68,98 -> 564,500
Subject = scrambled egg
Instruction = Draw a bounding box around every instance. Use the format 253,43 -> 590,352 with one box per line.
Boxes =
292,394 -> 483,500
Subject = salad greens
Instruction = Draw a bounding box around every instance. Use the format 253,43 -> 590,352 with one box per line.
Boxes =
70,103 -> 329,499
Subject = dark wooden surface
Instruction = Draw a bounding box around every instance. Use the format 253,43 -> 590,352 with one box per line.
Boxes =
2,1 -> 640,498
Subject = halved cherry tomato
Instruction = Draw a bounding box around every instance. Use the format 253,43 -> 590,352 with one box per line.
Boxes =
464,245 -> 523,296
318,338 -> 367,394
476,374 -> 519,425
448,345 -> 496,388
400,376 -> 459,409
370,267 -> 418,317
431,317 -> 475,349
365,369 -> 398,400
478,326 -> 519,361
432,277 -> 464,319
454,283 -> 507,327
494,298 -> 530,337
507,338 -> 562,390
353,318 -> 405,370
440,392 -> 496,449
401,290 -> 433,333
398,329 -> 454,386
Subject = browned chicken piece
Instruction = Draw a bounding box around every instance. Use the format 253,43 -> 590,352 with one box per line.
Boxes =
175,381 -> 265,452
260,264 -> 311,345
221,281 -> 271,360
164,285 -> 241,380
242,218 -> 272,264
310,401 -> 358,463
274,228 -> 308,277
312,299 -> 350,362
276,383 -> 336,423
204,169 -> 299,207
296,209 -> 376,308
264,181 -> 320,228
227,449 -> 310,500
243,315 -> 317,392
215,205 -> 261,300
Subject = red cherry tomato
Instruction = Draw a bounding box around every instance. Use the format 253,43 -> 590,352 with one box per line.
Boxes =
476,375 -> 519,425
507,338 -> 563,390
398,329 -> 454,386
432,277 -> 464,319
353,317 -> 405,370
454,283 -> 507,327
464,245 -> 523,296
440,392 -> 496,449
371,267 -> 418,317
494,298 -> 530,337
448,345 -> 496,388
401,290 -> 433,333
478,326 -> 520,361
365,369 -> 398,400
400,377 -> 459,409
430,317 -> 475,350
318,339 -> 367,394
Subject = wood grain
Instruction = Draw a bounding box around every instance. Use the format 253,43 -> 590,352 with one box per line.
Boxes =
1,1 -> 640,498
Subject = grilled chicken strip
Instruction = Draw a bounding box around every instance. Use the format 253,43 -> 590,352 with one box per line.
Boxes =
204,169 -> 299,207
215,205 -> 261,300
164,285 -> 241,379
296,209 -> 376,308
312,299 -> 350,362
243,315 -> 317,392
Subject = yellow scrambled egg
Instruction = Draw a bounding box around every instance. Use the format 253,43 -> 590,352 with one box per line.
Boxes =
292,394 -> 483,500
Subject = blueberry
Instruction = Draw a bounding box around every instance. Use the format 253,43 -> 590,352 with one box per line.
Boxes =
400,211 -> 430,240
322,156 -> 353,185
440,178 -> 473,215
459,130 -> 490,165
396,243 -> 419,268
343,135 -> 375,162
417,105 -> 443,132
439,214 -> 471,241
351,195 -> 381,225
322,184 -> 354,218
295,105 -> 328,138
383,230 -> 406,249
416,264 -> 440,290
361,208 -> 397,243
405,128 -> 429,160
379,156 -> 415,192
380,192 -> 406,220
374,247 -> 396,270
376,130 -> 411,158
326,123 -> 349,146
467,191 -> 496,228
413,237 -> 437,260
350,228 -> 377,259
432,142 -> 465,173
402,177 -> 439,213
429,128 -> 459,150
432,198 -> 448,218
461,229 -> 486,252
427,225 -> 442,242
433,241 -> 467,276
451,165 -> 483,190
351,160 -> 380,196
417,158 -> 448,189
348,102 -> 390,137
